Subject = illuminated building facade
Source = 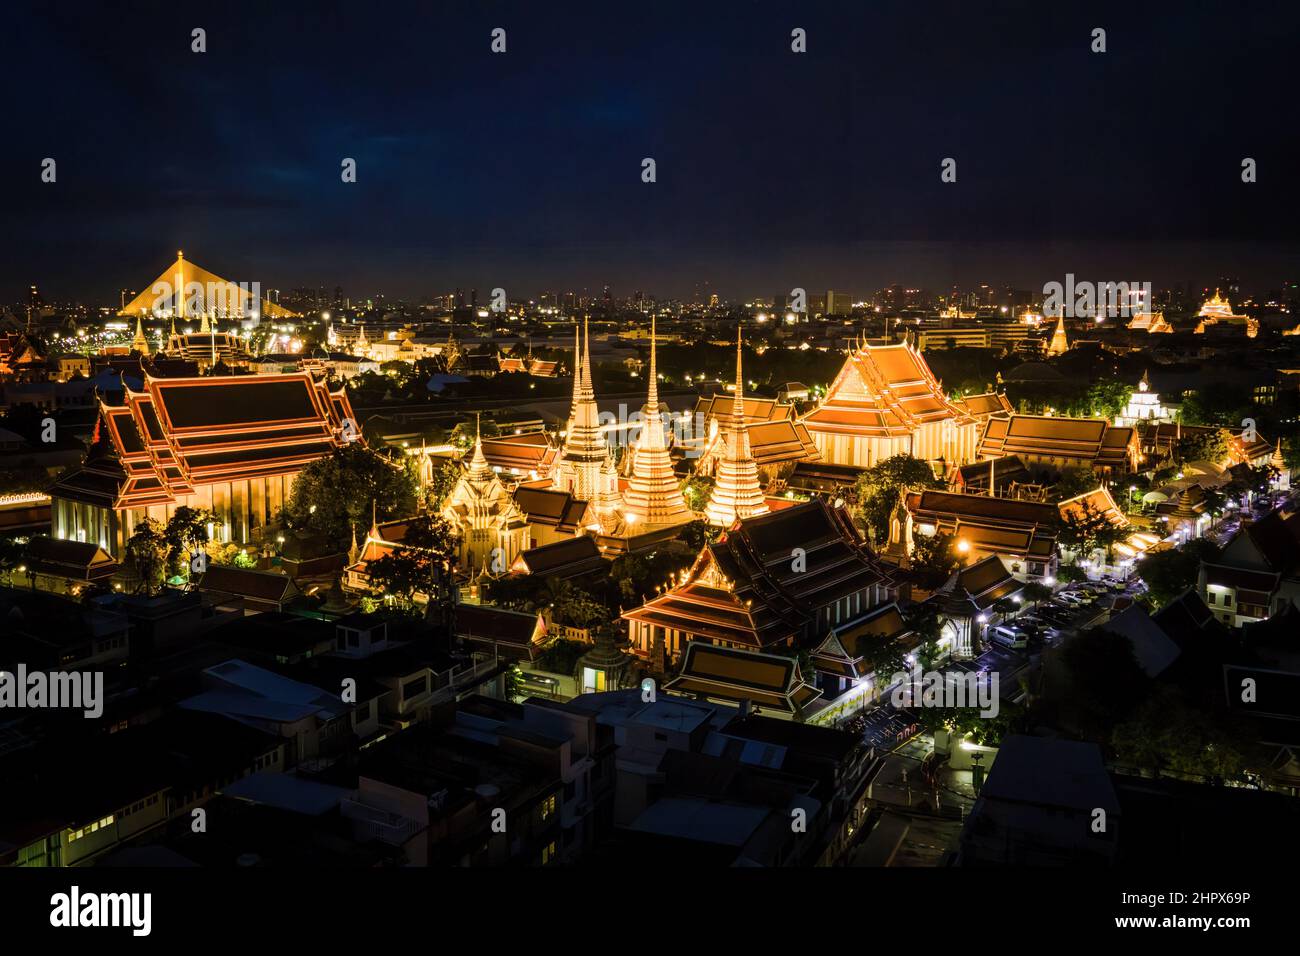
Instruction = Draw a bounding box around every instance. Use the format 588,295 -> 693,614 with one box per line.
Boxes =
49,372 -> 357,557
441,422 -> 530,575
801,337 -> 979,468
1194,291 -> 1258,337
622,498 -> 896,667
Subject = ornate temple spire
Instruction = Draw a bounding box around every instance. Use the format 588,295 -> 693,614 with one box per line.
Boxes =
623,314 -> 691,529
1048,313 -> 1068,356
704,324 -> 768,527
581,315 -> 594,398
467,412 -> 493,481
132,315 -> 150,356
553,319 -> 618,511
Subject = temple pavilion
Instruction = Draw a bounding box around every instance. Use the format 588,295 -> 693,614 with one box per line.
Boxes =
440,418 -> 530,576
622,498 -> 897,668
800,336 -> 979,469
49,372 -> 357,557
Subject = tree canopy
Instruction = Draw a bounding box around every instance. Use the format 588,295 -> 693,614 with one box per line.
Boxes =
854,454 -> 942,544
281,444 -> 419,551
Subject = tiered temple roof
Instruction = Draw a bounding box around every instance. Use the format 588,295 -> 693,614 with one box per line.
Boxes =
811,603 -> 913,681
513,483 -> 590,536
952,391 -> 1014,422
53,372 -> 357,511
804,340 -> 975,440
663,642 -> 822,716
978,415 -> 1139,473
479,431 -> 558,479
623,497 -> 894,651
800,337 -> 979,468
899,488 -> 1059,565
441,420 -> 530,575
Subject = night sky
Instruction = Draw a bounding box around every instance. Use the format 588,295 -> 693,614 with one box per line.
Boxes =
3,0 -> 1298,303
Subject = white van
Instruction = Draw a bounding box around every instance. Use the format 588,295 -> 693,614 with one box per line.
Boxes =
990,626 -> 1028,650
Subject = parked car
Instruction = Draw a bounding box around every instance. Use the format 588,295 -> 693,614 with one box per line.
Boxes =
990,625 -> 1028,650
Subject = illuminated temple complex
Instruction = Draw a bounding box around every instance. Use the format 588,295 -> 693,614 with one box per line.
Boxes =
800,337 -> 979,469
49,372 -> 357,557
1194,290 -> 1258,337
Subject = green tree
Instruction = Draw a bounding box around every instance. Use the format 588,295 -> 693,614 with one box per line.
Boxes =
1035,628 -> 1149,744
906,602 -> 945,671
910,531 -> 960,588
1084,379 -> 1132,421
682,476 -> 715,513
365,514 -> 459,612
1136,540 -> 1219,609
1177,429 -> 1229,465
1059,498 -> 1124,565
163,506 -> 212,580
449,418 -> 501,451
1052,467 -> 1100,503
1112,687 -> 1251,783
854,454 -> 942,544
424,458 -> 461,511
1021,580 -> 1054,608
281,444 -> 418,551
864,638 -> 909,696
125,518 -> 170,597
1200,487 -> 1227,531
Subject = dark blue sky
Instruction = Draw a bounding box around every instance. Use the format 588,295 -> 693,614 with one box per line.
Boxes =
3,0 -> 1298,303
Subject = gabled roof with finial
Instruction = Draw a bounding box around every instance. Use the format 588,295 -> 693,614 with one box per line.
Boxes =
802,338 -> 975,437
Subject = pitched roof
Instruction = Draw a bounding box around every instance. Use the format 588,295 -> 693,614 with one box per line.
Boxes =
196,565 -> 300,604
979,415 -> 1136,468
455,605 -> 545,659
50,372 -> 356,509
510,535 -> 605,578
513,485 -> 589,532
802,342 -> 974,438
481,431 -> 558,475
954,392 -> 1014,418
23,536 -> 118,581
624,498 -> 894,650
664,642 -> 822,714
